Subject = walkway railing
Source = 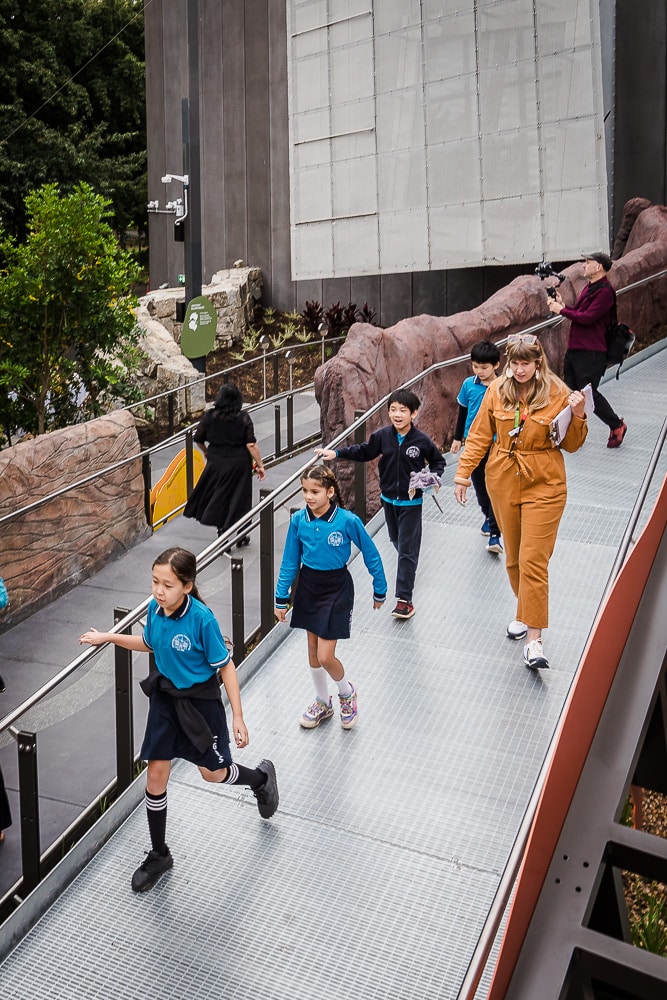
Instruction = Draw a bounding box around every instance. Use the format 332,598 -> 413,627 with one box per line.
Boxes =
1,267 -> 665,923
123,334 -> 346,437
0,383 -> 320,533
456,416 -> 667,1000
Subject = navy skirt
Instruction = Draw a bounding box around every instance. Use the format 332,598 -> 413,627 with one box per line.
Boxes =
140,687 -> 233,770
290,565 -> 354,640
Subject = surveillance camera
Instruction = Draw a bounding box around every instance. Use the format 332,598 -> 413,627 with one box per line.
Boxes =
161,174 -> 173,184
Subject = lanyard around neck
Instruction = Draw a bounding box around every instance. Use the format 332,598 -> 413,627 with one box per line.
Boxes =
513,403 -> 528,429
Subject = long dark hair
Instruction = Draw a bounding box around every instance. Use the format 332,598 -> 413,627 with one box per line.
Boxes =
213,383 -> 243,419
152,547 -> 203,602
301,464 -> 345,508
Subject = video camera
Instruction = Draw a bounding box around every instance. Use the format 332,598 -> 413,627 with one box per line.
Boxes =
534,261 -> 566,299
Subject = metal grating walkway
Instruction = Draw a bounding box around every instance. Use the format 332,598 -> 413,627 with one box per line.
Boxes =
1,346 -> 666,999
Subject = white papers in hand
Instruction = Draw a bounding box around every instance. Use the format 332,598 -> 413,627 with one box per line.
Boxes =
550,384 -> 594,446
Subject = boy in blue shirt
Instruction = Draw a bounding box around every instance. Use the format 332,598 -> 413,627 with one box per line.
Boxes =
451,340 -> 502,553
317,388 -> 445,620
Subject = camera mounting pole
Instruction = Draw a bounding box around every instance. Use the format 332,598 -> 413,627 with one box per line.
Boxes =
181,0 -> 204,372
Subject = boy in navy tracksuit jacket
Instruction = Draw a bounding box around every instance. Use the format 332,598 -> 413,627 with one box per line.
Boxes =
317,388 -> 445,619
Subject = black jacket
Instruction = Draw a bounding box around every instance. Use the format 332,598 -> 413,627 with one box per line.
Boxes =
337,424 -> 445,501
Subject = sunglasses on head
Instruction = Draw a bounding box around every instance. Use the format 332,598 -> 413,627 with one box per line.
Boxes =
507,333 -> 538,345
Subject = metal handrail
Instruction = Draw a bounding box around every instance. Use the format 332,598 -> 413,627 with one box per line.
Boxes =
0,382 -> 318,528
121,264 -> 665,416
456,417 -> 667,1000
3,265 -> 664,530
0,332 -> 553,736
123,334 -> 345,413
1,307 -> 665,912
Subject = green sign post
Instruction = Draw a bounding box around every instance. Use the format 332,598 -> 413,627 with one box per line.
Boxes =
181,295 -> 217,360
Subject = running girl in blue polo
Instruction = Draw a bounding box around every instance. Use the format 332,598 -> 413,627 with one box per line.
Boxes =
80,546 -> 278,893
274,464 -> 387,730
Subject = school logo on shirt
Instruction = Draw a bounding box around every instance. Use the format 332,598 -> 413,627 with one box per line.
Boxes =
327,531 -> 344,547
172,634 -> 192,652
406,445 -> 420,458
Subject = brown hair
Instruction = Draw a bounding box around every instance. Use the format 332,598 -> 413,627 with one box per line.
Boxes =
499,340 -> 566,411
301,464 -> 345,508
152,547 -> 204,602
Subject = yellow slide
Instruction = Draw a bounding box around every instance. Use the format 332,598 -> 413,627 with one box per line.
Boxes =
150,448 -> 205,529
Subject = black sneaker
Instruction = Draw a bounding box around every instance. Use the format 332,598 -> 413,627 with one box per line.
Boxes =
254,759 -> 279,819
391,600 -> 415,619
131,846 -> 173,893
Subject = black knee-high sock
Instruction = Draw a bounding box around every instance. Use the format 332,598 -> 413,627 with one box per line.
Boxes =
221,762 -> 265,791
145,789 -> 168,854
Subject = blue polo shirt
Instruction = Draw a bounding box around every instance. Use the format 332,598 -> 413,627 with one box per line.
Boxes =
457,375 -> 491,438
275,503 -> 387,607
142,595 -> 230,689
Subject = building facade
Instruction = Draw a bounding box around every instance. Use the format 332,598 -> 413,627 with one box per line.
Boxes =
145,0 -> 667,328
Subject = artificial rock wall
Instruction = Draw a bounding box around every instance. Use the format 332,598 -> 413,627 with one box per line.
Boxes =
134,266 -> 263,429
0,410 -> 150,629
315,199 -> 667,513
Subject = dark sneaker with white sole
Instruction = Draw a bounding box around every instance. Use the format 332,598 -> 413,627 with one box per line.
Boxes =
254,759 -> 279,819
131,846 -> 173,892
486,535 -> 503,554
523,638 -> 549,669
391,600 -> 415,619
506,620 -> 528,641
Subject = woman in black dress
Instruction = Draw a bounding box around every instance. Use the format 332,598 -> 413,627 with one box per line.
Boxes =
183,384 -> 266,542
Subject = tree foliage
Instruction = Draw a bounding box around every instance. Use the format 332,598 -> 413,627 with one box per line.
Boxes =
0,182 -> 143,443
0,0 -> 146,242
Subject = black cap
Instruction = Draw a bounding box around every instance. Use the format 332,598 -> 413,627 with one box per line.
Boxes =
582,251 -> 612,272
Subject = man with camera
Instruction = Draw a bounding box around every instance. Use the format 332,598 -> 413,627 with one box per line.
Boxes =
548,252 -> 627,449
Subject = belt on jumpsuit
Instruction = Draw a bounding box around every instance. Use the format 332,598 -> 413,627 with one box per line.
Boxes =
496,446 -> 557,481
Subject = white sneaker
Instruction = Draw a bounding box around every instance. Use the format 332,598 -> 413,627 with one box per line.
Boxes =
523,638 -> 549,669
506,619 -> 528,640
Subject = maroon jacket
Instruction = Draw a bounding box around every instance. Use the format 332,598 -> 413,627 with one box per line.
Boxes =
561,276 -> 615,352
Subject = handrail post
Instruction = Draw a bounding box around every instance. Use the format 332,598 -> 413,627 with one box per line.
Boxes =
286,394 -> 294,451
17,729 -> 40,893
274,404 -> 281,457
259,489 -> 276,639
185,428 -> 195,498
231,555 -> 245,665
168,392 -> 175,436
114,608 -> 134,793
353,410 -> 367,523
142,452 -> 152,528
272,353 -> 279,396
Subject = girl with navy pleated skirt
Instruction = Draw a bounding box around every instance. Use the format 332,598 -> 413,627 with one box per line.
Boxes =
80,547 -> 278,893
274,465 -> 387,730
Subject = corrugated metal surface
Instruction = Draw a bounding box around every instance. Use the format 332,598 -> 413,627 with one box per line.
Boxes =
1,348 -> 664,998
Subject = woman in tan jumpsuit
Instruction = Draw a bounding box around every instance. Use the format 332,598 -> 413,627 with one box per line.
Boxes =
453,335 -> 587,669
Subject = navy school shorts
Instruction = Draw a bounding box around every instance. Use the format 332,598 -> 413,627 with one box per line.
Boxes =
140,686 -> 233,770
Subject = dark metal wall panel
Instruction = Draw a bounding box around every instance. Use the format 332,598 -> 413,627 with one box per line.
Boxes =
444,268 -> 486,318
146,0 -> 187,287
295,279 -> 324,311
221,1 -> 248,269
379,273 -> 412,329
145,0 -> 169,287
413,270 -> 446,318
614,0 -> 667,233
267,0 -> 292,310
322,278 -> 352,312
350,276 -> 382,318
200,2 -> 225,282
245,0 -> 272,295
145,2 -> 666,324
